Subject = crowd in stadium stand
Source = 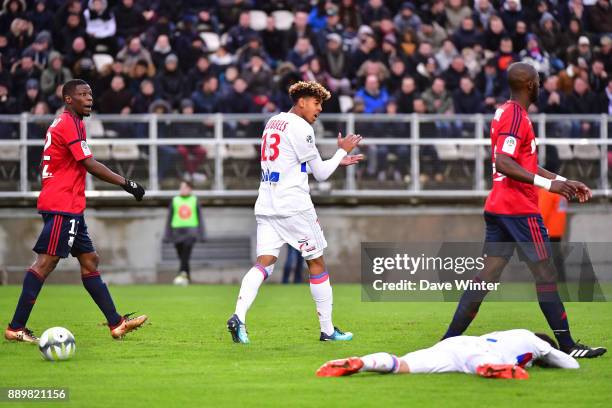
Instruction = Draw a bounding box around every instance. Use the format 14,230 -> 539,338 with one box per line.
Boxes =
0,0 -> 610,131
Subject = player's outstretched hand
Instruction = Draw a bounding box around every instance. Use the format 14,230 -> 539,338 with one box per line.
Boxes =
337,132 -> 362,153
566,180 -> 592,203
340,154 -> 365,166
550,180 -> 578,201
122,178 -> 145,201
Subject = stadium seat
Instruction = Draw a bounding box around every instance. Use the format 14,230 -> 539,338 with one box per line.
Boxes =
0,145 -> 20,179
90,144 -> 112,161
200,32 -> 221,52
92,54 -> 114,72
339,95 -> 354,113
249,10 -> 268,31
272,10 -> 294,30
227,144 -> 257,179
573,144 -> 600,178
111,143 -> 141,178
85,118 -> 105,138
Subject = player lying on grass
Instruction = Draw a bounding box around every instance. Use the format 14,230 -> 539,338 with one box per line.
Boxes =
317,329 -> 579,379
4,79 -> 147,343
227,81 -> 364,343
441,62 -> 606,359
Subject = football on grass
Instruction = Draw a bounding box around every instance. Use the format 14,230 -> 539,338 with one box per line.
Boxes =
39,327 -> 76,361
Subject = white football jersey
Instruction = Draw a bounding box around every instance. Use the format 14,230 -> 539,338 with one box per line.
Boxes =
254,112 -> 319,217
477,329 -> 558,368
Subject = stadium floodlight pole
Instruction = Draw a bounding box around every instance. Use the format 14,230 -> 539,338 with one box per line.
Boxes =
600,113 -> 609,192
19,112 -> 28,193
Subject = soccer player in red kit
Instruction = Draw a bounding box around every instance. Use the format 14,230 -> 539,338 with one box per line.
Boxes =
5,79 -> 148,343
441,63 -> 606,359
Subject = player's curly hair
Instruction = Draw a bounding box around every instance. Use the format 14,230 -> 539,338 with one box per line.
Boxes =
288,81 -> 331,103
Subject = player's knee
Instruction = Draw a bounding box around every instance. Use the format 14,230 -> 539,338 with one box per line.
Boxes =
79,252 -> 100,276
306,255 -> 325,271
32,255 -> 60,277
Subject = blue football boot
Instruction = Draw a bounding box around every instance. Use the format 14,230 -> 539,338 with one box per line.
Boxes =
227,314 -> 250,344
320,326 -> 353,341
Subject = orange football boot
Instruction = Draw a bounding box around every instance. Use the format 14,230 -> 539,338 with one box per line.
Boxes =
476,364 -> 529,379
316,357 -> 364,377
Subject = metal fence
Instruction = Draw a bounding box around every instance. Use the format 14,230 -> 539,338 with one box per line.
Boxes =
0,113 -> 609,199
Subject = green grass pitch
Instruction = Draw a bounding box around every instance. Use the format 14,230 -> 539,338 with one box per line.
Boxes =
1,284 -> 610,407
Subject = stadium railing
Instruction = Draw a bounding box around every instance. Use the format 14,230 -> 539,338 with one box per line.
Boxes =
0,113 -> 609,201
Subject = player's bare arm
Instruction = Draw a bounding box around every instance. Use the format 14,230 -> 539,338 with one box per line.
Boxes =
81,158 -> 145,201
496,154 -> 576,200
537,166 -> 592,203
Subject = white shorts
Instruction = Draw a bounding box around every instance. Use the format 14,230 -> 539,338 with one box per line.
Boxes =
255,208 -> 327,261
402,337 -> 504,374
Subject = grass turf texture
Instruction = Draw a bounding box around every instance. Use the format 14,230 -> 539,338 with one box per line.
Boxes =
1,284 -> 610,408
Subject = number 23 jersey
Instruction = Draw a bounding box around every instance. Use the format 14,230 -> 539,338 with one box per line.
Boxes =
37,110 -> 93,215
255,112 -> 319,217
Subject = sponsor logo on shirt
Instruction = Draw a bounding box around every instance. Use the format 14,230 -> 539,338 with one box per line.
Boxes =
306,134 -> 313,144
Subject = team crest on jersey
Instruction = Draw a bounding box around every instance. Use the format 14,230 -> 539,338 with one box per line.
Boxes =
501,136 -> 517,155
81,141 -> 91,156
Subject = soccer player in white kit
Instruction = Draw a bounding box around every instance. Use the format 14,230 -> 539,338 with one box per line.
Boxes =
317,329 -> 580,379
227,81 -> 364,344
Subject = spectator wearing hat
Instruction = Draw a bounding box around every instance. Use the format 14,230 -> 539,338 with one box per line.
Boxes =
261,15 -> 287,63
83,0 -> 118,54
445,0 -> 472,34
113,0 -> 147,41
323,33 -> 350,91
10,50 -> 41,95
19,78 -> 41,112
57,13 -> 86,54
362,0 -> 391,26
28,0 -> 54,34
394,2 -> 421,35
537,13 -> 565,69
157,53 -> 185,109
595,35 -> 611,73
0,0 -> 26,34
569,36 -> 594,68
586,0 -> 612,34
417,16 -> 447,52
22,30 -> 51,69
315,4 -> 344,54
435,39 -> 459,72
40,51 -> 72,96
519,33 -> 551,76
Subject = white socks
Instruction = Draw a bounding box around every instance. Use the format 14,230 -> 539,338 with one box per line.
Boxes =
234,264 -> 269,323
309,271 -> 334,335
360,353 -> 400,373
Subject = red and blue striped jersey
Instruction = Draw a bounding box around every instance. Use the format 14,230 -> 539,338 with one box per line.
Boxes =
37,110 -> 93,215
485,100 -> 539,215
